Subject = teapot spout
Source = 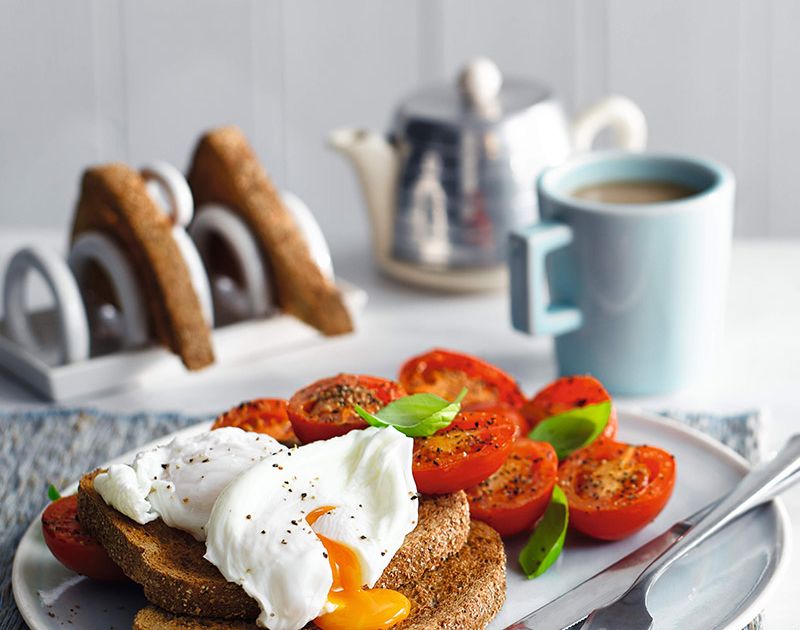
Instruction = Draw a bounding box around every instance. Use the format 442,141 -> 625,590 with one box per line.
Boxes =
328,128 -> 399,262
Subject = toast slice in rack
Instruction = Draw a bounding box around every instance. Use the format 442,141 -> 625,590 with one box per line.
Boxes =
186,127 -> 352,337
70,164 -> 214,370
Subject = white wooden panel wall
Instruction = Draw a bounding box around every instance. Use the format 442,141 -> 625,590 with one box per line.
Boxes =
0,0 -> 798,245
0,1 -> 98,230
122,0 -> 257,172
282,1 -> 421,249
770,0 -> 800,236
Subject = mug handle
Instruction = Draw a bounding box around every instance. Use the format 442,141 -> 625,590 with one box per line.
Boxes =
572,95 -> 647,153
509,221 -> 583,336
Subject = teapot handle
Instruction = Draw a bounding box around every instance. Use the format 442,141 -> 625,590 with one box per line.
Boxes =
571,95 -> 647,153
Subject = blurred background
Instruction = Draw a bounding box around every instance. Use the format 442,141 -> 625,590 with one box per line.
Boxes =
0,0 -> 797,254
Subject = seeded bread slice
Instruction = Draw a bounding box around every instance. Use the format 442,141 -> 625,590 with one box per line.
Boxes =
70,164 -> 214,370
186,127 -> 352,336
394,520 -> 506,630
78,471 -> 469,620
131,520 -> 506,630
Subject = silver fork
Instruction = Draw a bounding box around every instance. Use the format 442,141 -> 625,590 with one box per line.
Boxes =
581,434 -> 800,629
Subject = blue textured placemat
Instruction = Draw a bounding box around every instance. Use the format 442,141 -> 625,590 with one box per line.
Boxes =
0,407 -> 764,629
656,409 -> 763,465
0,408 -> 213,630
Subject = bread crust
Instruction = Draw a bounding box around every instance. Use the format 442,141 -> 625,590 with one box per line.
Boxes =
133,608 -> 255,629
78,471 -> 469,620
131,521 -> 506,630
70,164 -> 214,370
79,471 -> 258,619
186,127 -> 352,336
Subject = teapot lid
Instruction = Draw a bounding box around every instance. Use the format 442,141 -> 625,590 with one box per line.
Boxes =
394,58 -> 552,137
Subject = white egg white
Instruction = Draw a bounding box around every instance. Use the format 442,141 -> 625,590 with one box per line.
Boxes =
204,426 -> 418,630
94,427 -> 286,540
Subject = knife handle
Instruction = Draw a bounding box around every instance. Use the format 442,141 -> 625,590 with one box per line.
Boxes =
682,463 -> 800,528
643,434 -> 800,583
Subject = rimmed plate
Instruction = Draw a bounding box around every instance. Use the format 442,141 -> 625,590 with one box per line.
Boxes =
12,410 -> 790,630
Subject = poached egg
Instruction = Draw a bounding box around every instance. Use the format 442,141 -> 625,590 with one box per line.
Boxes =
93,427 -> 286,539
94,424 -> 418,630
204,426 -> 418,630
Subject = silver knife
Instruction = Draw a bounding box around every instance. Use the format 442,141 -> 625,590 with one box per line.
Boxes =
506,443 -> 800,630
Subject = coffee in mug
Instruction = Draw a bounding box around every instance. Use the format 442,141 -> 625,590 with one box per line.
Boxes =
570,180 -> 698,204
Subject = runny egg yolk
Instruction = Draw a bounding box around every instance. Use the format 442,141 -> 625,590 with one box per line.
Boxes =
307,506 -> 411,630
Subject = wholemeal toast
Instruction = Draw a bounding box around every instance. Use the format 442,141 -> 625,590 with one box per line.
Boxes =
70,164 -> 214,370
186,127 -> 352,337
131,520 -> 506,630
78,470 -> 471,620
392,520 -> 506,630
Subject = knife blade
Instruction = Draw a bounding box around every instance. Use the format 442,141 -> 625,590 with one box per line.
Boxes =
504,515 -> 694,630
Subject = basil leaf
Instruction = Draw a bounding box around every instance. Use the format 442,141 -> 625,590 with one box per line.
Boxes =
47,484 -> 61,501
353,388 -> 467,438
352,405 -> 389,428
528,400 -> 611,459
519,485 -> 569,578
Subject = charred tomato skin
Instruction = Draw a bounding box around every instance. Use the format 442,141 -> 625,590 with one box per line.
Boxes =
398,348 -> 526,409
212,398 -> 298,445
558,439 -> 676,541
412,411 -> 517,495
288,374 -> 406,443
522,375 -> 618,440
42,494 -> 127,581
465,438 -> 558,537
463,401 -> 529,437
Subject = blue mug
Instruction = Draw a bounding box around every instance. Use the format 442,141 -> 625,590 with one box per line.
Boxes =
509,152 -> 734,395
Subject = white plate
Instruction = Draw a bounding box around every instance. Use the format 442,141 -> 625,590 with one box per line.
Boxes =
12,410 -> 790,630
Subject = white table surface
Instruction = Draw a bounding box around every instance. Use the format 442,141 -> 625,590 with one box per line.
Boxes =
1,229 -> 799,626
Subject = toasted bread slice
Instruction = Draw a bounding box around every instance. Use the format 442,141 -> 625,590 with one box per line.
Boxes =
186,127 -> 352,336
70,164 -> 214,370
78,471 -> 469,620
394,520 -> 506,630
133,609 -> 254,629
132,520 -> 506,630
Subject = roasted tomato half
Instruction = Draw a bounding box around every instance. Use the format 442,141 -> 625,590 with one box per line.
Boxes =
412,411 -> 517,495
522,375 -> 618,440
463,401 -> 529,437
212,398 -> 299,445
558,439 -> 676,541
42,494 -> 127,581
398,348 -> 526,409
465,438 -> 558,537
288,374 -> 406,443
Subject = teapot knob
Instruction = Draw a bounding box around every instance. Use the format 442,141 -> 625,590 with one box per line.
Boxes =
459,57 -> 502,116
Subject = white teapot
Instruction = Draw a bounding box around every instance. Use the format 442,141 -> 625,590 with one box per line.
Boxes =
330,57 -> 646,291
